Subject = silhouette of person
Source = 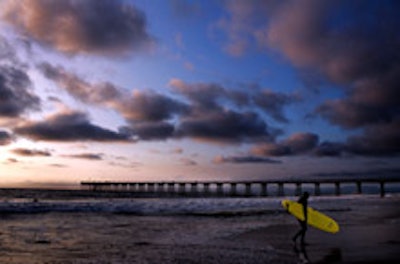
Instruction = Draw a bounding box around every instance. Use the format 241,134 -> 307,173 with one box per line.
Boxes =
293,242 -> 310,264
292,191 -> 309,245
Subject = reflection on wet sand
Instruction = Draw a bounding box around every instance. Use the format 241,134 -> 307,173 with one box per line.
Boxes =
294,244 -> 342,264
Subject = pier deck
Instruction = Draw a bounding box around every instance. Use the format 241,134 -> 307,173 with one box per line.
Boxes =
81,178 -> 400,197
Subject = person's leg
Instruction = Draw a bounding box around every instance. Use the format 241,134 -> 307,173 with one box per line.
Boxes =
297,221 -> 307,245
292,228 -> 302,242
300,224 -> 307,245
300,228 -> 306,245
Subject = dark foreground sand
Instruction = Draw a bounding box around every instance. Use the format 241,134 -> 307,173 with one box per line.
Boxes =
1,214 -> 398,264
235,224 -> 400,264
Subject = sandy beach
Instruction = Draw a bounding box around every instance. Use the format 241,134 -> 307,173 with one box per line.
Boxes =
0,195 -> 399,264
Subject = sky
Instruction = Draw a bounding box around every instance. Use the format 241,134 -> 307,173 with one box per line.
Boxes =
0,0 -> 399,188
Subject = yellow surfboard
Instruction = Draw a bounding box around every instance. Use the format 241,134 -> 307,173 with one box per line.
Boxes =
281,199 -> 339,234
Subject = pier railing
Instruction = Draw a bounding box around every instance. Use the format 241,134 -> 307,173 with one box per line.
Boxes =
81,178 -> 400,197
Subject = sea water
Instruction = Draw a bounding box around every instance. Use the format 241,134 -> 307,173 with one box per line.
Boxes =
0,187 -> 398,215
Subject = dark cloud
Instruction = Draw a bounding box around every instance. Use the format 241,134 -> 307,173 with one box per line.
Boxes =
252,143 -> 290,157
63,153 -> 103,160
176,110 -> 271,144
180,158 -> 197,166
38,62 -> 122,105
345,121 -> 400,156
253,90 -> 300,123
15,110 -> 131,142
119,122 -> 175,141
39,63 -> 186,141
170,79 -> 286,143
11,148 -> 51,157
2,0 -> 153,56
214,155 -> 281,164
39,65 -> 288,144
0,130 -> 13,145
252,132 -> 319,157
39,63 -> 188,125
119,91 -> 188,123
314,141 -> 344,157
284,132 -> 319,153
169,78 -> 298,123
219,0 -> 400,157
0,65 -> 40,118
0,35 -> 17,62
169,79 -> 227,112
316,100 -> 393,129
266,1 -> 400,156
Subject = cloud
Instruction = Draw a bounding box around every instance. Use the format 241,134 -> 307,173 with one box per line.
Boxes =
0,65 -> 40,118
171,148 -> 183,154
180,158 -> 197,166
214,0 -> 271,56
118,90 -> 188,123
253,89 -> 300,123
315,100 -> 392,129
284,132 -> 319,153
49,163 -> 67,168
7,158 -> 18,163
169,78 -> 228,112
63,153 -> 103,160
0,35 -> 18,62
169,78 -> 298,123
38,62 -> 122,105
265,0 -> 400,157
39,64 -> 291,144
15,110 -> 131,142
11,148 -> 51,157
345,121 -> 400,156
213,155 -> 281,164
2,0 -> 153,56
176,110 -> 271,144
252,132 -> 319,156
0,130 -> 13,145
119,122 -> 175,141
219,0 -> 400,157
39,62 -> 185,120
267,1 -> 400,157
314,141 -> 344,157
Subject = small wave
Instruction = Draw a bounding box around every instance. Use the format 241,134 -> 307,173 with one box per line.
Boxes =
321,208 -> 352,213
0,198 -> 283,216
182,209 -> 282,217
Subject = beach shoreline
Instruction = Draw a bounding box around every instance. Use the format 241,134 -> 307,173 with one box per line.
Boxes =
0,195 -> 399,263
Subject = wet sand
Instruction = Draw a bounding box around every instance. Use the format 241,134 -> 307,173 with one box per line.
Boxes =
0,213 -> 294,264
235,224 -> 400,264
1,215 -> 398,264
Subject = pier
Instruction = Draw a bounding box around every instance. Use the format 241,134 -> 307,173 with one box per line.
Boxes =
81,178 -> 400,197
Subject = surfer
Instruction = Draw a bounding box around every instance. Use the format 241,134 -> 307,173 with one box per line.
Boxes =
292,191 -> 309,245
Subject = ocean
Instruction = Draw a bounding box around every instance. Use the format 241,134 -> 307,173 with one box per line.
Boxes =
0,189 -> 399,263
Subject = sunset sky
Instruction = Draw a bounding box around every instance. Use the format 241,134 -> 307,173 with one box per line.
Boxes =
1,0 -> 399,187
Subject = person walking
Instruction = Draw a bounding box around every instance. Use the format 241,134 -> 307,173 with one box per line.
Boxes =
292,191 -> 310,245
